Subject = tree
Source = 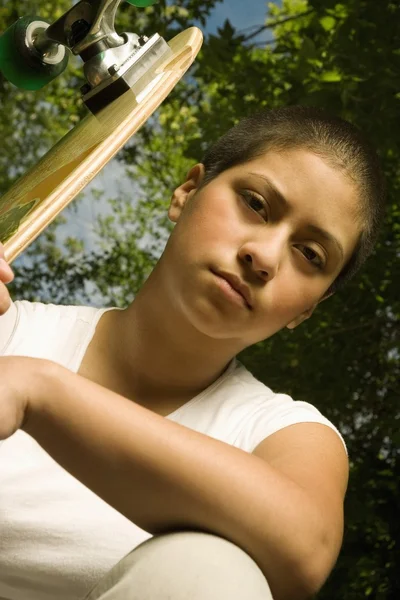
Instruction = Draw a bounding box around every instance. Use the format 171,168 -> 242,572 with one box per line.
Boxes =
2,0 -> 399,596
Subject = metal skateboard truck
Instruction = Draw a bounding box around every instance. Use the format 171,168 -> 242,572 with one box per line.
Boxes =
0,0 -> 172,113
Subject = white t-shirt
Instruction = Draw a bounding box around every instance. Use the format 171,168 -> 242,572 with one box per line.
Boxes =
0,301 -> 347,600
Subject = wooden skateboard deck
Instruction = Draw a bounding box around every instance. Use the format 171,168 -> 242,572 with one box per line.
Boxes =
0,27 -> 202,263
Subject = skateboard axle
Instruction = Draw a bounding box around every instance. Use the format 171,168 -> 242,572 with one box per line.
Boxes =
82,32 -> 171,113
0,0 -> 162,110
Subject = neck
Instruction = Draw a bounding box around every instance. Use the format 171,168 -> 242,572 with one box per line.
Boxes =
84,266 -> 241,412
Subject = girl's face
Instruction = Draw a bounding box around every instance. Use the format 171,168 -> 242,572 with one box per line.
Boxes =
164,149 -> 362,348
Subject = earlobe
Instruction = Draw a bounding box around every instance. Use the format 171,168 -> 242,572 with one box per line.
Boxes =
286,290 -> 335,330
168,164 -> 205,222
319,291 -> 335,303
286,305 -> 316,330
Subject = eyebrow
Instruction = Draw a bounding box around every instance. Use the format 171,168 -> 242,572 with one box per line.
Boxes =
248,172 -> 345,261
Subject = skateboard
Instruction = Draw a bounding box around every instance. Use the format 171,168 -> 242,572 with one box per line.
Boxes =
0,0 -> 202,263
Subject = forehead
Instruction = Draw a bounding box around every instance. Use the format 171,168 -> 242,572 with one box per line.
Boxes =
230,148 -> 363,262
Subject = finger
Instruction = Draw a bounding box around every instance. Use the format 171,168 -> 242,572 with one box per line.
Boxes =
0,282 -> 11,316
0,258 -> 14,283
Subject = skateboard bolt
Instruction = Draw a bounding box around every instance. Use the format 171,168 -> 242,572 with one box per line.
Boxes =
70,19 -> 91,46
138,35 -> 149,47
108,64 -> 120,76
80,83 -> 91,95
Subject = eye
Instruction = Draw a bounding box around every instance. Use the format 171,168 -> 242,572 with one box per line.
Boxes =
295,244 -> 325,270
240,190 -> 269,220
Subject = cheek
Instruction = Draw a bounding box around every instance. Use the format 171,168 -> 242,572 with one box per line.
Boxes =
186,193 -> 241,249
266,273 -> 321,322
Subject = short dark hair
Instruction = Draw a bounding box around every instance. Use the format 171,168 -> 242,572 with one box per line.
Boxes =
200,106 -> 386,296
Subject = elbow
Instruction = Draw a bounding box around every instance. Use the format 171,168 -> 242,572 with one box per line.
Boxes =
275,556 -> 330,600
295,567 -> 329,600
295,533 -> 341,599
297,564 -> 328,600
292,503 -> 344,599
263,533 -> 340,600
292,555 -> 326,600
258,550 -> 326,600
264,564 -> 318,600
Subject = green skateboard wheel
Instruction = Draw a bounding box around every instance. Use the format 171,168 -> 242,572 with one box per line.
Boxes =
126,0 -> 159,7
0,16 -> 69,90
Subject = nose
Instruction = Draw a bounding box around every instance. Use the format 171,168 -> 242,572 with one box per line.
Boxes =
238,225 -> 288,281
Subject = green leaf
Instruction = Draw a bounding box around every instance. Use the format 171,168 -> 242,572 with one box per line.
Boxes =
320,15 -> 336,31
320,70 -> 342,82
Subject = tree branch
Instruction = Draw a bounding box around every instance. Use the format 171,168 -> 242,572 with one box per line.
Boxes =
241,10 -> 315,43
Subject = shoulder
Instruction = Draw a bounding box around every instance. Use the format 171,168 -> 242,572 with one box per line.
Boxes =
231,361 -> 347,455
253,421 -> 348,497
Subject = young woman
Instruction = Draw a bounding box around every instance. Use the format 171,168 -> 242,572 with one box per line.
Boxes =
0,106 -> 386,600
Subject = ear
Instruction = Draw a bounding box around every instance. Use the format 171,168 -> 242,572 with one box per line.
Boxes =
168,164 -> 205,222
286,291 -> 334,330
286,305 -> 317,330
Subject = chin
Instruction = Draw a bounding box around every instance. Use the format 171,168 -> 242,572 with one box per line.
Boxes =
185,302 -> 244,341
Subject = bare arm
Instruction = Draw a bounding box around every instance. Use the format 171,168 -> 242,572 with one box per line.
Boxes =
23,360 -> 347,600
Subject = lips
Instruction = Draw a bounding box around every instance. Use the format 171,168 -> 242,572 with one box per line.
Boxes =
212,269 -> 252,309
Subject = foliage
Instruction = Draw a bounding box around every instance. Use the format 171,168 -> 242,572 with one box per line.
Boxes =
1,0 -> 399,597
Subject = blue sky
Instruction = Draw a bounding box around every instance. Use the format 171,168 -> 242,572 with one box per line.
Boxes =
204,0 -> 270,42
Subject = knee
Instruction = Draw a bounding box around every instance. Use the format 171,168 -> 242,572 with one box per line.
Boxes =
137,530 -> 273,599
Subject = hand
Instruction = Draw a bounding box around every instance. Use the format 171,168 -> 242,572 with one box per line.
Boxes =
0,242 -> 14,316
0,356 -> 49,440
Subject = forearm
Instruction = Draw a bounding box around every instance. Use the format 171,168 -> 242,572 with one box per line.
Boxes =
26,361 -> 326,600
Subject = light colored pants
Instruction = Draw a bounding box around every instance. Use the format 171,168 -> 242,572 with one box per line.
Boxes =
84,531 -> 273,599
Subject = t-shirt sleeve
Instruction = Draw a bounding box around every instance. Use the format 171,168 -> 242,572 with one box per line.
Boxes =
236,393 -> 348,455
0,301 -> 18,354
